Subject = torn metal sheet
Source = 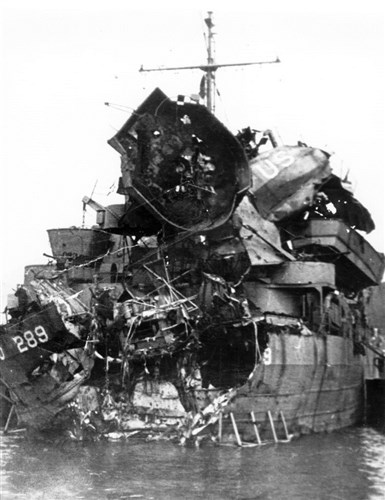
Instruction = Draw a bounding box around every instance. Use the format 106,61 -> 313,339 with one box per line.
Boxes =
236,195 -> 294,265
320,174 -> 375,232
0,294 -> 93,430
108,88 -> 250,233
2,88 -> 384,447
248,146 -> 375,235
248,145 -> 331,221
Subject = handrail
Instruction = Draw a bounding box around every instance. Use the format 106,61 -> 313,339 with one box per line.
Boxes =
361,340 -> 385,360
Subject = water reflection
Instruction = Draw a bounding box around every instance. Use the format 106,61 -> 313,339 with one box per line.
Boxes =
360,428 -> 385,499
1,426 -> 384,499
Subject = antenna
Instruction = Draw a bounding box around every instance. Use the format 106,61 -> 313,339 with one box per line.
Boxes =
205,11 -> 215,114
139,12 -> 280,114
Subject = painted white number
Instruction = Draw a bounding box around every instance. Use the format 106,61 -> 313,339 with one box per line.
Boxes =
12,325 -> 49,354
13,336 -> 28,353
35,325 -> 48,343
263,347 -> 272,365
24,330 -> 38,348
0,347 -> 5,360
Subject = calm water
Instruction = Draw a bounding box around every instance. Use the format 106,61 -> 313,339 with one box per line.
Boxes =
0,426 -> 384,500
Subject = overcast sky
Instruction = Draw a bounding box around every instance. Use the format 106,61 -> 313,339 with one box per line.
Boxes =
1,0 -> 384,318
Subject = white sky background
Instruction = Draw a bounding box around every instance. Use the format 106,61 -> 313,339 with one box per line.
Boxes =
0,0 -> 384,318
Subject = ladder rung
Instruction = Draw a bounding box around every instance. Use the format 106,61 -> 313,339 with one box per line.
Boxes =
250,411 -> 262,445
230,412 -> 242,447
267,410 -> 278,443
279,410 -> 290,441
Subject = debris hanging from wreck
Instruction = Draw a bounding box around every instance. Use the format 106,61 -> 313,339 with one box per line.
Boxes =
1,10 -> 384,444
1,85 -> 384,447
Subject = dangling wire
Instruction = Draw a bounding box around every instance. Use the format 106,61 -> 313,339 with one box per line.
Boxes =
104,102 -> 139,114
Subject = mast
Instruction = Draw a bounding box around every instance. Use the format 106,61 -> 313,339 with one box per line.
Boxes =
139,12 -> 280,114
205,11 -> 215,113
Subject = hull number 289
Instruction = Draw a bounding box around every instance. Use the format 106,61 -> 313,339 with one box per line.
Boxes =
0,325 -> 49,360
13,326 -> 49,353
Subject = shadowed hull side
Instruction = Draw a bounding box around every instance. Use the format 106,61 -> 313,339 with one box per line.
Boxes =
199,334 -> 364,441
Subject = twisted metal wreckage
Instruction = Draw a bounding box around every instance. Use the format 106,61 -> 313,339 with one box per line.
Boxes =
1,89 -> 384,446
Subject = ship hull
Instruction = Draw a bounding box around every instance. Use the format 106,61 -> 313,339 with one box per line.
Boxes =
1,296 -> 364,442
194,334 -> 364,443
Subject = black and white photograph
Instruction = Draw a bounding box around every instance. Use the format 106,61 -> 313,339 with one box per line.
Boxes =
1,1 -> 384,498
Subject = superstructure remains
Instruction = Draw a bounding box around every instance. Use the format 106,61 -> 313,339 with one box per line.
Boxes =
1,88 -> 384,444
